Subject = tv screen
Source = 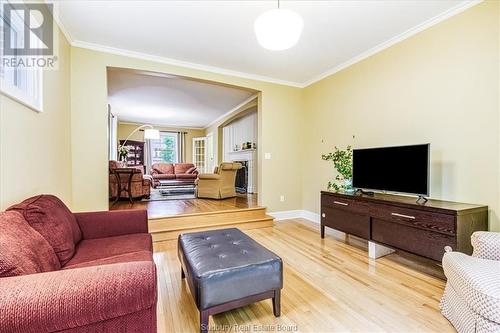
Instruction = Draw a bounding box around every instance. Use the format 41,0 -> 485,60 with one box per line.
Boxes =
352,144 -> 429,195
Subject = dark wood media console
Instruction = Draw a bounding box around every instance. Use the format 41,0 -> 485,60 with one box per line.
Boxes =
320,191 -> 488,261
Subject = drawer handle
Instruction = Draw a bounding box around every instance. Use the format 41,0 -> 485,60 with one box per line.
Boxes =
321,213 -> 326,218
391,212 -> 416,219
333,201 -> 349,206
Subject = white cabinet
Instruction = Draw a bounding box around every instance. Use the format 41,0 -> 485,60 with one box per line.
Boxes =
222,111 -> 258,193
222,112 -> 257,162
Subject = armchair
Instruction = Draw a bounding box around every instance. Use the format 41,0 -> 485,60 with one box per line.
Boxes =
109,160 -> 152,200
196,162 -> 242,199
440,231 -> 500,333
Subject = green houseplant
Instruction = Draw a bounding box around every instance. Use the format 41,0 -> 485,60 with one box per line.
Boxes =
118,145 -> 129,162
322,146 -> 354,192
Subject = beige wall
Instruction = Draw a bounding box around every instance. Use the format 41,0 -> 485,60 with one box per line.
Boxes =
2,1 -> 498,233
117,122 -> 204,164
303,1 -> 500,231
70,49 -> 303,212
0,28 -> 72,209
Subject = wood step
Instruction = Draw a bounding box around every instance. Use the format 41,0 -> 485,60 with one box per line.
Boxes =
149,207 -> 274,242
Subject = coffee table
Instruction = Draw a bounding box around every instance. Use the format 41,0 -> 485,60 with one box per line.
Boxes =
157,179 -> 196,196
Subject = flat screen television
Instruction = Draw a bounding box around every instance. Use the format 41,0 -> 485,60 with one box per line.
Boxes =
352,144 -> 430,196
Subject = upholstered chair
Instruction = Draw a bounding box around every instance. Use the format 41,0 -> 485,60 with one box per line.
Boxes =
440,231 -> 500,333
109,160 -> 152,200
196,162 -> 242,199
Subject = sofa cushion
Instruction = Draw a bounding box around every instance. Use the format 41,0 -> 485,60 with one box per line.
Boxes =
221,162 -> 242,171
174,163 -> 195,174
154,173 -> 176,180
64,250 -> 153,269
8,195 -> 82,266
443,252 -> 500,323
153,163 -> 174,174
176,173 -> 197,180
64,233 -> 152,268
0,211 -> 61,277
186,166 -> 197,174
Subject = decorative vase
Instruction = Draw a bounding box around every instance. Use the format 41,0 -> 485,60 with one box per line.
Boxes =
344,179 -> 355,193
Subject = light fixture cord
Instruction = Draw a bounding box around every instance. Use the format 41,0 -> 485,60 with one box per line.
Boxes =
277,0 -> 280,9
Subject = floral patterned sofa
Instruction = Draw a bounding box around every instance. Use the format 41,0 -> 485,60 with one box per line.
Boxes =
109,160 -> 152,200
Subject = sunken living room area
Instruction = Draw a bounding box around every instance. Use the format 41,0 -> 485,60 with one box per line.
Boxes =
1,1 -> 500,333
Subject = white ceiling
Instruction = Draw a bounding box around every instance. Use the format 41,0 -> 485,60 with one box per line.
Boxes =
59,1 -> 474,86
107,69 -> 255,128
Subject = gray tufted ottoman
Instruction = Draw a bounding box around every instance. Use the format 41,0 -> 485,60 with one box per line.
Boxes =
178,228 -> 283,333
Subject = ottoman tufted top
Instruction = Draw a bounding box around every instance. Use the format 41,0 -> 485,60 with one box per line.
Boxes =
178,228 -> 283,310
178,228 -> 280,278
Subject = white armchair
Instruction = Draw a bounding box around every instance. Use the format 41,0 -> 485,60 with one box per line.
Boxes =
440,232 -> 500,333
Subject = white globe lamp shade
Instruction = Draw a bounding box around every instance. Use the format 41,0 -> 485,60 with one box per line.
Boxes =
144,128 -> 160,140
254,8 -> 304,51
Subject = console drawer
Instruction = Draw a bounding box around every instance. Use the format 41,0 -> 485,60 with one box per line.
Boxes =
372,218 -> 456,261
321,194 -> 368,215
321,206 -> 370,239
370,204 -> 455,235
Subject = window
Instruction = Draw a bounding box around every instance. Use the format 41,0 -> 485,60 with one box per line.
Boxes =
0,4 -> 43,112
151,132 -> 178,164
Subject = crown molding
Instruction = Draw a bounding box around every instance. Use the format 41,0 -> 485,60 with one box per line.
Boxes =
118,120 -> 204,131
70,40 -> 304,88
302,0 -> 482,87
204,94 -> 258,129
56,0 -> 481,89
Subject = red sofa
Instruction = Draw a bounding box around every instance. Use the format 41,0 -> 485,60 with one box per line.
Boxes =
151,163 -> 198,188
0,195 -> 157,333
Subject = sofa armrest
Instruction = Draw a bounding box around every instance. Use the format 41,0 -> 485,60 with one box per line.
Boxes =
197,173 -> 221,180
75,209 -> 148,239
472,231 -> 500,260
0,261 -> 157,333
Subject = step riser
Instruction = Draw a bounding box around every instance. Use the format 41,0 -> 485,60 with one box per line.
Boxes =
151,219 -> 274,242
149,208 -> 268,233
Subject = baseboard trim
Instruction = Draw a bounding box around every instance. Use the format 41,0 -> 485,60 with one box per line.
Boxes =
269,210 -> 347,238
269,210 -> 320,223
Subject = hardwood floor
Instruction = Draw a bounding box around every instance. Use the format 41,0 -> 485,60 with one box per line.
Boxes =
153,218 -> 454,332
110,194 -> 258,218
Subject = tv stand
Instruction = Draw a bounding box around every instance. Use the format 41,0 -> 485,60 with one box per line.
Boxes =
320,191 -> 488,261
416,195 -> 428,204
355,188 -> 375,196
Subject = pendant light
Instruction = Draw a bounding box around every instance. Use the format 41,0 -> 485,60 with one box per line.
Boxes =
254,0 -> 304,51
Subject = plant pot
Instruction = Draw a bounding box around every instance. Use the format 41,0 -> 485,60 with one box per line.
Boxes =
344,179 -> 355,193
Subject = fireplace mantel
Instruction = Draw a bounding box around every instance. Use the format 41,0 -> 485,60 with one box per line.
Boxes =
228,150 -> 257,194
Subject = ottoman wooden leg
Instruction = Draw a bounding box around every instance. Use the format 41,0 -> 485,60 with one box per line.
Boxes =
200,309 -> 209,333
273,289 -> 281,317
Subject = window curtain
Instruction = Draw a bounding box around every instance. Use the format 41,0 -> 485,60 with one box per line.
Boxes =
108,106 -> 118,160
144,139 -> 153,175
178,131 -> 186,163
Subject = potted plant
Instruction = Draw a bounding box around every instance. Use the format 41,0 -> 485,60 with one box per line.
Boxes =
322,146 -> 354,192
118,145 -> 129,162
